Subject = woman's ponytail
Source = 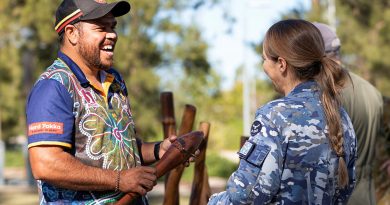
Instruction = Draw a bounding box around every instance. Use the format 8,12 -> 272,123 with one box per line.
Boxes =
315,56 -> 349,188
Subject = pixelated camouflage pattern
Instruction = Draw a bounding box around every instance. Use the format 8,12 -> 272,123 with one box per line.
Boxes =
208,81 -> 357,205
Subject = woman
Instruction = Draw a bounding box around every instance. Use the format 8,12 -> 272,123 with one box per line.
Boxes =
208,19 -> 356,204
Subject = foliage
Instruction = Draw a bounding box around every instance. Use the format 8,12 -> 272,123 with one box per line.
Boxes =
5,148 -> 25,168
296,0 -> 390,96
181,151 -> 238,182
205,151 -> 238,178
0,0 -> 225,142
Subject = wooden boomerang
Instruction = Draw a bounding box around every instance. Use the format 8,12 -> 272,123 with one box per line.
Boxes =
115,131 -> 204,205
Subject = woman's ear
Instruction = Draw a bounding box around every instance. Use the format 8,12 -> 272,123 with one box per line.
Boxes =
63,24 -> 79,45
277,57 -> 287,73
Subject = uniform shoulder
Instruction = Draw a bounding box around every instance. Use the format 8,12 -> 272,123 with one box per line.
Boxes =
38,59 -> 75,87
256,96 -> 307,115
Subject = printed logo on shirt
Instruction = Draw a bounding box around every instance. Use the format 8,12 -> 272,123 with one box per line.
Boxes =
28,122 -> 64,136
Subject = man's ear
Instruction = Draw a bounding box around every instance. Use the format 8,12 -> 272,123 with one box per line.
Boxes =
63,24 -> 79,45
277,57 -> 287,73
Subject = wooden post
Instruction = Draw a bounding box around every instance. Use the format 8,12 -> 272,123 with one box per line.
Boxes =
160,92 -> 177,139
189,122 -> 211,205
240,136 -> 249,148
163,104 -> 196,205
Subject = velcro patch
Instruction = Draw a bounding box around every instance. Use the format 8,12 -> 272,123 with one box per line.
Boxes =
246,144 -> 271,167
28,122 -> 64,136
238,141 -> 255,159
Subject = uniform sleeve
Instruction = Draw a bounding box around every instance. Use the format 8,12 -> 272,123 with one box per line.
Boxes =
208,114 -> 284,205
26,79 -> 74,148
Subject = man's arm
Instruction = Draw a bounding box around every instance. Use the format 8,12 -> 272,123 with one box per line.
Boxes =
29,146 -> 157,195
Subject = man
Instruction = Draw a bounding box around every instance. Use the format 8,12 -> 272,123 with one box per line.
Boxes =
314,22 -> 384,205
26,0 -> 190,204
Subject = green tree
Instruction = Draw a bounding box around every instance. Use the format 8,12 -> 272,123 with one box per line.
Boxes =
0,0 -> 225,142
288,0 -> 390,96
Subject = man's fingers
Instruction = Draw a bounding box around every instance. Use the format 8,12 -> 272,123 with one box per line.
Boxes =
136,186 -> 147,196
139,178 -> 154,190
140,166 -> 156,174
169,135 -> 177,142
141,172 -> 157,182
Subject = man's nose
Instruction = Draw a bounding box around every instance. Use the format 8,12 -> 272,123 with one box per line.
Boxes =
106,31 -> 117,40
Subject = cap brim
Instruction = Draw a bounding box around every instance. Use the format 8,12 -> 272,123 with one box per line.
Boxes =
81,1 -> 130,20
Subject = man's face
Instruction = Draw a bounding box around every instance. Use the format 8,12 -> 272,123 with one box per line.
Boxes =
76,14 -> 118,70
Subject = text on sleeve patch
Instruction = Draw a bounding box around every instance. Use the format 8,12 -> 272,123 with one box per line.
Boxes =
28,122 -> 64,136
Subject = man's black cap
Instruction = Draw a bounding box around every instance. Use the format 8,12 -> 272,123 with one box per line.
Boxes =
55,0 -> 130,34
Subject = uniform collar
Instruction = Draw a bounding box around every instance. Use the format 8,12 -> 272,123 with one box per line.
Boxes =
287,80 -> 319,97
58,51 -> 91,88
57,51 -> 128,96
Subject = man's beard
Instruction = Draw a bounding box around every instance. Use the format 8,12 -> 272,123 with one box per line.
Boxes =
78,39 -> 112,70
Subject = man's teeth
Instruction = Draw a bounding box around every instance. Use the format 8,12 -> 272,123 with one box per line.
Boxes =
103,45 -> 113,51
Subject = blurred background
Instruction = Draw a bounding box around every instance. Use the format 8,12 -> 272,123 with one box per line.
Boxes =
0,0 -> 390,204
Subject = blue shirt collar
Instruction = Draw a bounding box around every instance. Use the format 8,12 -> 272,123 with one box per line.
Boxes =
58,51 -> 90,88
287,80 -> 319,97
57,51 -> 128,96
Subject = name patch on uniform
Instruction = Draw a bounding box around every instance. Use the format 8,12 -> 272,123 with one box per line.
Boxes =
28,122 -> 64,136
250,120 -> 262,136
238,141 -> 255,159
246,143 -> 271,167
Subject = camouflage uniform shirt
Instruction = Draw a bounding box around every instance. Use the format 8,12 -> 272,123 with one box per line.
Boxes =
208,81 -> 357,205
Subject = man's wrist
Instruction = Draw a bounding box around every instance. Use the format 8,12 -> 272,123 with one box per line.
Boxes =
115,170 -> 121,192
154,142 -> 162,161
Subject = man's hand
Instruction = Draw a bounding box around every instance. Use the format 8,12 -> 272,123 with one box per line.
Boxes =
119,166 -> 157,195
159,135 -> 200,166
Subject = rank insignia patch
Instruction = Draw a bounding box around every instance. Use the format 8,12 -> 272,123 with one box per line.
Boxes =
250,120 -> 262,136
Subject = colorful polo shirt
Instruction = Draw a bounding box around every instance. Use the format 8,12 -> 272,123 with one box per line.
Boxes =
26,52 -> 146,204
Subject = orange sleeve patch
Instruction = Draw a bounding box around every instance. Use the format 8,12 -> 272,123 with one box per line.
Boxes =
28,122 -> 64,136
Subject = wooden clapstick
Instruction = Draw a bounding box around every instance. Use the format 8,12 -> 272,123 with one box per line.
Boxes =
155,131 -> 203,177
115,131 -> 204,205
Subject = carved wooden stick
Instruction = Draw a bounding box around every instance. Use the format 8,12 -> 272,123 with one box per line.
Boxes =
163,104 -> 197,205
190,122 -> 211,205
115,131 -> 204,205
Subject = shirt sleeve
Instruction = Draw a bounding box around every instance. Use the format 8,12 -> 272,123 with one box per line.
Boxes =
26,79 -> 74,148
208,114 -> 284,205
